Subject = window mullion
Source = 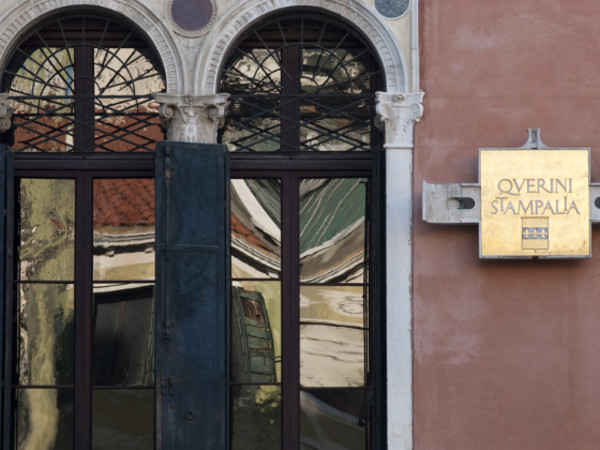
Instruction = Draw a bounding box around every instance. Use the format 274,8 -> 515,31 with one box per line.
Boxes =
280,46 -> 301,152
281,172 -> 300,449
74,45 -> 96,152
74,173 -> 93,448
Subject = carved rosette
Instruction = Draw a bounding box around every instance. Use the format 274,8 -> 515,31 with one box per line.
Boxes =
0,93 -> 13,133
375,92 -> 424,149
154,93 -> 229,143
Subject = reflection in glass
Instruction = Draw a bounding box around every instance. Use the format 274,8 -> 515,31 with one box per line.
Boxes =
300,389 -> 366,450
16,283 -> 74,386
92,389 -> 154,450
219,18 -> 379,153
300,48 -> 372,152
93,284 -> 154,386
7,16 -> 166,153
93,179 -> 155,281
231,179 -> 281,279
15,388 -> 73,450
231,282 -> 281,382
300,285 -> 366,387
300,178 -> 367,283
231,385 -> 281,450
18,179 -> 75,281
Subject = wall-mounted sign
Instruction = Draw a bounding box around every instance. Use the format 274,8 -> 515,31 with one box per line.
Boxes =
422,129 -> 600,259
480,149 -> 590,258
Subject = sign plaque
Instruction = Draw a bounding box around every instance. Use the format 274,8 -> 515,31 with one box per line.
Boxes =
480,149 -> 590,258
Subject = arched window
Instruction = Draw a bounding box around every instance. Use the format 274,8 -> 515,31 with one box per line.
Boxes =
3,13 -> 164,152
221,13 -> 386,450
1,11 -> 164,450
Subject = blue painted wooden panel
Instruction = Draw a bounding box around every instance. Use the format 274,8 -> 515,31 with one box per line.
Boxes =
0,145 -> 13,449
156,142 -> 229,449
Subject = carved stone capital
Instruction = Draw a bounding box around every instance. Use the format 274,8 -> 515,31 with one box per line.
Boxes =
0,93 -> 13,133
154,93 -> 230,143
375,92 -> 424,149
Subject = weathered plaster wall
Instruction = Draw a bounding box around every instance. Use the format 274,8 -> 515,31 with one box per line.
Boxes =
415,1 -> 600,448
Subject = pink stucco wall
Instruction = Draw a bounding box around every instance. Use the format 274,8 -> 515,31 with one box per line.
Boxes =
414,1 -> 600,448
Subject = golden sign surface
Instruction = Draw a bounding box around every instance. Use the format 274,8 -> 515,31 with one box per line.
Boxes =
480,149 -> 590,258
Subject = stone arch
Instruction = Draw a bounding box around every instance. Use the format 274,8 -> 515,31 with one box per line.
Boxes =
195,0 -> 408,95
0,0 -> 183,92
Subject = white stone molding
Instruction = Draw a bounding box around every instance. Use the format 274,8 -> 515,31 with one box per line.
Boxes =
0,93 -> 13,133
376,91 -> 424,150
0,0 -> 184,92
194,0 -> 408,95
155,93 -> 229,143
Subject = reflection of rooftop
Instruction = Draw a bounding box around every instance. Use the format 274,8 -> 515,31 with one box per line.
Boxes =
94,178 -> 154,227
92,179 -> 155,280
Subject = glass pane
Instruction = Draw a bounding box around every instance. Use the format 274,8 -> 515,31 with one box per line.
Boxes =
93,284 -> 154,386
299,178 -> 367,283
300,285 -> 366,387
231,281 -> 281,382
16,283 -> 74,386
18,179 -> 75,281
15,388 -> 74,450
231,385 -> 281,449
93,179 -> 155,281
300,48 -> 372,152
222,98 -> 281,153
220,48 -> 282,152
301,48 -> 371,95
92,389 -> 154,450
300,389 -> 367,450
231,179 -> 281,278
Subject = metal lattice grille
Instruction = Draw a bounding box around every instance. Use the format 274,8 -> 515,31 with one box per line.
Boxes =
2,15 -> 165,152
219,16 -> 382,152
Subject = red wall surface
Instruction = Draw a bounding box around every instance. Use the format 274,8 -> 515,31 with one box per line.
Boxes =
415,1 -> 600,448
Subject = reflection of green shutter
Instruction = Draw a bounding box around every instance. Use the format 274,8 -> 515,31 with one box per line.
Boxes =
231,287 -> 276,383
156,142 -> 229,448
0,144 -> 13,449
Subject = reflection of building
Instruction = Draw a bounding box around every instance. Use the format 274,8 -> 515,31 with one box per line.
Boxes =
230,287 -> 277,383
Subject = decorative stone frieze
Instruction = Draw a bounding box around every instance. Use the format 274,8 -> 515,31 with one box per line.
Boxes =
154,93 -> 229,143
375,91 -> 424,149
0,93 -> 13,133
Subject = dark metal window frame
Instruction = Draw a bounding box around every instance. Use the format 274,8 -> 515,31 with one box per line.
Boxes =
8,152 -> 155,448
222,10 -> 387,449
230,151 -> 386,450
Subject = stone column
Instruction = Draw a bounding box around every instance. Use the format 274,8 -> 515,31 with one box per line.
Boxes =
375,91 -> 424,150
154,93 -> 229,143
0,93 -> 13,133
376,90 -> 424,450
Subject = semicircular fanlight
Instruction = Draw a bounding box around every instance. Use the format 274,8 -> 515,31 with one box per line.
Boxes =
2,13 -> 165,152
219,15 -> 383,152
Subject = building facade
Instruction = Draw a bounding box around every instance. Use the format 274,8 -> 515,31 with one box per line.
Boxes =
1,0 -> 597,449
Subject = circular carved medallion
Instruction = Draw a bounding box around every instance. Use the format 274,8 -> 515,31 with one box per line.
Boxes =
374,0 -> 409,19
165,0 -> 216,36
